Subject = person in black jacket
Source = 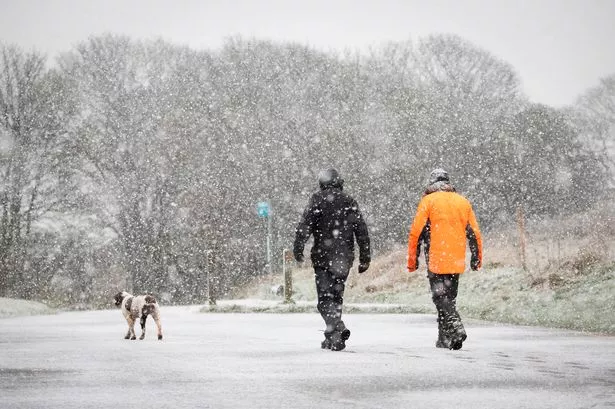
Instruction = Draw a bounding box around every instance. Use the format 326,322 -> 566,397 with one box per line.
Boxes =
293,168 -> 371,351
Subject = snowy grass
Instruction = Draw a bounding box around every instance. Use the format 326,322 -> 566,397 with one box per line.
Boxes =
0,297 -> 56,318
224,262 -> 615,334
458,265 -> 615,334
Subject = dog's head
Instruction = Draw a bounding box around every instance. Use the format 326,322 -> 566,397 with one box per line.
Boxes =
113,291 -> 130,307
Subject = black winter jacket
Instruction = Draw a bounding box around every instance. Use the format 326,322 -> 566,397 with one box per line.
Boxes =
293,187 -> 370,268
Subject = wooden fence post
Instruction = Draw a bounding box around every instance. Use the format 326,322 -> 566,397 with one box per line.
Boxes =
516,204 -> 528,271
282,249 -> 294,304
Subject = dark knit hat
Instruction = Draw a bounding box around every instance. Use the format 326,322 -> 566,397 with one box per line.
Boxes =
318,168 -> 344,189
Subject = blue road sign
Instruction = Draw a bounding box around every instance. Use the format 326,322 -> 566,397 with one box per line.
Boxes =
257,201 -> 270,218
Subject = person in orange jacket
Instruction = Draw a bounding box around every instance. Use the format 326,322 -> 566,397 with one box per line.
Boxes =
407,169 -> 482,350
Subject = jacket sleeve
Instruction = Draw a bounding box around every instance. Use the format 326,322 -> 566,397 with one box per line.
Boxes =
293,195 -> 318,261
350,200 -> 370,265
466,206 -> 483,270
407,197 -> 429,272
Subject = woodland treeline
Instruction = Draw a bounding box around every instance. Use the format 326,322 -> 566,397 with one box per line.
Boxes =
0,33 -> 613,306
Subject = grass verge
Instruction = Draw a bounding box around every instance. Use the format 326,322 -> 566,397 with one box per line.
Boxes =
0,297 -> 56,319
222,246 -> 615,335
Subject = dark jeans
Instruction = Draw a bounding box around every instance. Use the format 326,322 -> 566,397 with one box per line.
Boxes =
314,262 -> 351,335
428,271 -> 463,335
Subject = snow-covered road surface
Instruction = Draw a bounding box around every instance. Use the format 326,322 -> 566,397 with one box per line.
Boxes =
1,306 -> 614,408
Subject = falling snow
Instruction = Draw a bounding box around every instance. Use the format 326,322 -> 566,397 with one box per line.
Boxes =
0,34 -> 613,309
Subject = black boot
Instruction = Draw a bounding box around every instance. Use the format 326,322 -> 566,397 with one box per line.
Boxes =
330,323 -> 351,351
321,333 -> 332,349
436,328 -> 451,349
448,316 -> 467,350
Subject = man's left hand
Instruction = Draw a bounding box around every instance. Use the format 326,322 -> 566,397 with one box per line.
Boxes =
471,257 -> 480,270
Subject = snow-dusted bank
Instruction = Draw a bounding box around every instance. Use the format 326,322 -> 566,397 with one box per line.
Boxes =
236,264 -> 615,335
200,299 -> 422,314
0,297 -> 55,318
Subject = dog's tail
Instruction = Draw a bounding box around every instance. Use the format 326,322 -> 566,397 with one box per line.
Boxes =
142,295 -> 158,315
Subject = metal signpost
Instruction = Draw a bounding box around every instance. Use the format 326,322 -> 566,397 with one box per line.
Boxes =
257,201 -> 272,275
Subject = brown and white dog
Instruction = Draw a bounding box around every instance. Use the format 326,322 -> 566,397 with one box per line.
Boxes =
114,291 -> 163,340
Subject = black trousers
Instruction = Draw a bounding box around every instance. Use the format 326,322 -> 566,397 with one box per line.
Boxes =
428,271 -> 463,335
314,262 -> 351,335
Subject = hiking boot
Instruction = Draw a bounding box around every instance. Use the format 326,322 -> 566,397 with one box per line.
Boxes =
449,326 -> 467,350
436,331 -> 451,349
330,329 -> 351,351
444,314 -> 467,350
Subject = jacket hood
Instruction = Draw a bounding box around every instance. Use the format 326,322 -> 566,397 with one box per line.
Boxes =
424,181 -> 456,195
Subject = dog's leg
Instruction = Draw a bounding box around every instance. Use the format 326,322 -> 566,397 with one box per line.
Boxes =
152,310 -> 163,340
139,314 -> 147,340
128,316 -> 137,340
124,317 -> 132,339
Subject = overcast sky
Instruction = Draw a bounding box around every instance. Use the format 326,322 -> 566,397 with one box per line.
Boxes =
1,0 -> 614,107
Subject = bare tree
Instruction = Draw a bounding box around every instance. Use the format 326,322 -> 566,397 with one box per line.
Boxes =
59,35 -> 204,295
0,44 -> 78,298
572,74 -> 615,184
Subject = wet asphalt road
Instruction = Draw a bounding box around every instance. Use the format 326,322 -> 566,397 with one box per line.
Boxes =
1,306 -> 614,409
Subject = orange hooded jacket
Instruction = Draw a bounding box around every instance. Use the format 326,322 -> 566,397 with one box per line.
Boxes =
407,191 -> 482,274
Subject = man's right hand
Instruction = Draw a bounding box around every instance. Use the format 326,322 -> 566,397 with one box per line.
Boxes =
358,262 -> 369,274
